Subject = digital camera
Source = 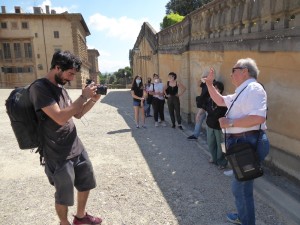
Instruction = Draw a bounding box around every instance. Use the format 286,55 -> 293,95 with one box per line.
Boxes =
86,79 -> 107,95
96,85 -> 107,95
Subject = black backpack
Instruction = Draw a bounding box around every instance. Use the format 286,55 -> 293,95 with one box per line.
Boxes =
5,79 -> 47,164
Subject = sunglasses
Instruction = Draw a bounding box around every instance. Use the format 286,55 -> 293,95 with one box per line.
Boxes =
232,67 -> 246,73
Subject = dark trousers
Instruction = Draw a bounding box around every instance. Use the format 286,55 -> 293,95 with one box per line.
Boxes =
167,96 -> 181,125
152,97 -> 165,122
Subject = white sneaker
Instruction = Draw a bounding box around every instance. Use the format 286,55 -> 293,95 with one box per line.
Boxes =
161,121 -> 167,127
155,122 -> 159,127
224,170 -> 233,176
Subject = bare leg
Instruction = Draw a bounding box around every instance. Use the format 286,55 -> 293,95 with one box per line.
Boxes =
75,190 -> 90,218
140,106 -> 145,125
133,106 -> 139,126
56,203 -> 70,225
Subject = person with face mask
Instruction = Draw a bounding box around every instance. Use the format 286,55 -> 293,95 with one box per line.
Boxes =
131,75 -> 147,128
164,72 -> 186,129
151,74 -> 167,127
144,77 -> 153,117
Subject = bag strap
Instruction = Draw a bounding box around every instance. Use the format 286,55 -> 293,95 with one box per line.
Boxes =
224,84 -> 262,151
224,83 -> 266,152
30,78 -> 57,165
225,85 -> 247,117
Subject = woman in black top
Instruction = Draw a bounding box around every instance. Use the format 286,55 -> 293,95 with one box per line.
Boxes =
131,75 -> 147,128
164,72 -> 186,129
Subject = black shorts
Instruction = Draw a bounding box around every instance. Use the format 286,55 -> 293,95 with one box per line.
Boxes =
45,150 -> 96,206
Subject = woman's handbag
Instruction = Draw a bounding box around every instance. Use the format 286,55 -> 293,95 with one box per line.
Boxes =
146,94 -> 153,104
225,138 -> 263,181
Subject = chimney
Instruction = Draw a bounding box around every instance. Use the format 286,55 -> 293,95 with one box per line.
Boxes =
15,6 -> 21,13
1,6 -> 6,13
33,7 -> 42,14
46,5 -> 50,14
51,9 -> 56,14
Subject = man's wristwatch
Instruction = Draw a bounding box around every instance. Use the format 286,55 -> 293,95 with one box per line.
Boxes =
229,119 -> 234,127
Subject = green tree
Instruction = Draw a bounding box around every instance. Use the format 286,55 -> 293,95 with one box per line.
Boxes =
98,72 -> 107,84
165,0 -> 213,16
108,75 -> 115,84
160,12 -> 185,30
113,67 -> 132,85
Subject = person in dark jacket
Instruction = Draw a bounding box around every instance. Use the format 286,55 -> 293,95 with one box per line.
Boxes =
203,81 -> 228,169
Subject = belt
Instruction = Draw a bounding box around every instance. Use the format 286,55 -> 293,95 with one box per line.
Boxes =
226,130 -> 260,138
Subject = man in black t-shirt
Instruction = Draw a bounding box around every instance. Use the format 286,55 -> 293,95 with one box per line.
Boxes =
29,51 -> 102,225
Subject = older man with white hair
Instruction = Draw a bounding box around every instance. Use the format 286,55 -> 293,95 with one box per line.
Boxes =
205,58 -> 270,225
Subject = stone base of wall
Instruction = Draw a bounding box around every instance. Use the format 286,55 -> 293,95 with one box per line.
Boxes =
265,146 -> 300,182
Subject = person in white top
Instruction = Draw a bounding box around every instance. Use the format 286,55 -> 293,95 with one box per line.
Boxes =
205,58 -> 270,225
149,74 -> 167,127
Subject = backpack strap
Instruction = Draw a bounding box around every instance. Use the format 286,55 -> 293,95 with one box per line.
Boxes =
30,78 -> 57,165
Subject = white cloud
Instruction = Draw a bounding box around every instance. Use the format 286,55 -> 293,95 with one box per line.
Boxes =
38,0 -> 77,13
88,13 -> 146,41
99,50 -> 111,57
99,59 -> 129,73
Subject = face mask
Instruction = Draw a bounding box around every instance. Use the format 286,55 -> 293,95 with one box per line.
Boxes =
154,79 -> 159,83
136,79 -> 141,85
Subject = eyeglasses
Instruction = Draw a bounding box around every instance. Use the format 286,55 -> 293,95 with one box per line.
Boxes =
232,67 -> 245,73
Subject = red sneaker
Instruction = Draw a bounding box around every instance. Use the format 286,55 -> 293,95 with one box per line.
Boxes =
72,213 -> 102,225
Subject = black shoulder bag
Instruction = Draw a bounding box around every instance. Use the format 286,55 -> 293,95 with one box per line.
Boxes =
146,83 -> 154,104
225,86 -> 264,181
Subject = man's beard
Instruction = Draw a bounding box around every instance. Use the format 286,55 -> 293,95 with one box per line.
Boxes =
54,72 -> 69,85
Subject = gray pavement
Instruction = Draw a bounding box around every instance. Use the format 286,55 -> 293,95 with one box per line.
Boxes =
0,88 -> 299,225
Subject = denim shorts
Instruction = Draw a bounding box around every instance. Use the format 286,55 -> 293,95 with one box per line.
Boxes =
44,150 -> 96,206
133,100 -> 141,107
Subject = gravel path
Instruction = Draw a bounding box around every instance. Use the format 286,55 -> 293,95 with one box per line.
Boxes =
0,89 -> 288,225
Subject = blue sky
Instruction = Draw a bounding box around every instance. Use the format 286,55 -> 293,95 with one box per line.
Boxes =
2,0 -> 169,73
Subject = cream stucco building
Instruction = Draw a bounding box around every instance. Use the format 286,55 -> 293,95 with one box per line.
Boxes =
0,5 -> 98,88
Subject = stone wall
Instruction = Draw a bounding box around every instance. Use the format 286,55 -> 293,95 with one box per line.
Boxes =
131,0 -> 300,181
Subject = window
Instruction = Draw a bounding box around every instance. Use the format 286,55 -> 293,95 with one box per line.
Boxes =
14,43 -> 22,58
35,33 -> 38,38
21,22 -> 28,29
3,43 -> 11,59
11,22 -> 18,29
2,66 -> 33,73
24,66 -> 33,73
54,31 -> 59,38
1,22 -> 7,29
24,43 -> 32,58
